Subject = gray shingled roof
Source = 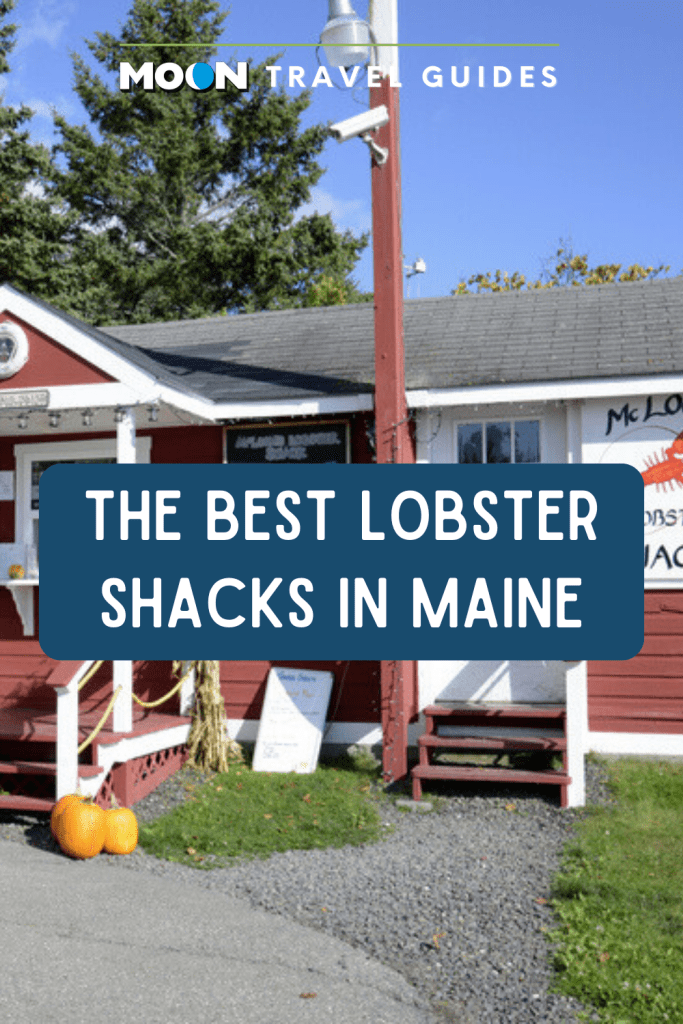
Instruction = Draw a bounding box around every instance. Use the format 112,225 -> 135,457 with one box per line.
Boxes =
102,276 -> 683,403
7,277 -> 683,406
105,303 -> 377,404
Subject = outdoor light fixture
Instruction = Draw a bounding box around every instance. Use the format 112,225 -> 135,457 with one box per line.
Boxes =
48,411 -> 60,429
114,406 -> 126,423
405,257 -> 427,278
147,405 -> 159,423
320,0 -> 371,69
81,408 -> 93,427
17,412 -> 29,429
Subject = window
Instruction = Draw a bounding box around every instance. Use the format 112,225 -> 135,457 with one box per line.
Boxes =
14,437 -> 151,572
455,420 -> 540,464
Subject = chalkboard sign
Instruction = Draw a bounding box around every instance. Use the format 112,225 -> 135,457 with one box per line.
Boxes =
252,667 -> 334,774
225,421 -> 349,464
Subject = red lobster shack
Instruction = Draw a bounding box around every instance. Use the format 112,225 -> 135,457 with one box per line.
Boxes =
2,275 -> 683,813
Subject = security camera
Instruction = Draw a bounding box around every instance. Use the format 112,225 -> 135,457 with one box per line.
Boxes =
329,105 -> 389,142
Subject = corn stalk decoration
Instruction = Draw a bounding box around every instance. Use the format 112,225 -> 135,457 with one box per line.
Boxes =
173,660 -> 243,772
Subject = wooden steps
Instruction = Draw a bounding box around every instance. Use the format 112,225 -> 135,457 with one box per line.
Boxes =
412,702 -> 571,807
418,735 -> 566,753
0,706 -> 191,813
0,761 -> 102,777
413,763 -> 572,789
0,794 -> 55,813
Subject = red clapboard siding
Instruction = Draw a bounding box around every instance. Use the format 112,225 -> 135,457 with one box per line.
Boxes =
150,425 -> 223,464
588,590 -> 683,733
0,588 -> 25,640
79,661 -> 179,713
220,660 -> 381,723
0,649 -> 179,714
590,698 -> 683,721
0,315 -> 115,389
592,656 -> 683,677
0,586 -> 39,639
132,661 -> 180,713
639,634 -> 683,656
590,676 -> 683,700
0,641 -> 59,708
590,719 -> 683,735
0,436 -> 14,472
644,614 -> 683,635
591,701 -> 683,734
0,501 -> 13,544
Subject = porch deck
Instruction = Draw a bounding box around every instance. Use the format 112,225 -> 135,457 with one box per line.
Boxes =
0,703 -> 192,813
0,704 -> 190,746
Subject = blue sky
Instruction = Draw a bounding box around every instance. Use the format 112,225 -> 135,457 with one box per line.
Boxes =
3,0 -> 682,298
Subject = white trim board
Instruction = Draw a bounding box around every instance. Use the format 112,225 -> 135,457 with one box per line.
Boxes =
210,394 -> 374,419
588,731 -> 683,757
227,719 -> 406,747
407,374 -> 683,410
13,436 -> 151,552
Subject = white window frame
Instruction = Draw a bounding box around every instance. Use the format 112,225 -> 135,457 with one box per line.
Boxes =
453,417 -> 544,464
13,436 -> 152,555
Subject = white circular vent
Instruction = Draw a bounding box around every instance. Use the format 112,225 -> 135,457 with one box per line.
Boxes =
0,321 -> 29,379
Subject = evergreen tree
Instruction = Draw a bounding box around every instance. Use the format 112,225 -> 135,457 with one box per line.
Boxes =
0,0 -> 72,300
51,0 -> 367,324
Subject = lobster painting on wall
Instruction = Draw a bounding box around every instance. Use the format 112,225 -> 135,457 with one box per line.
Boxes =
641,430 -> 683,491
583,396 -> 683,583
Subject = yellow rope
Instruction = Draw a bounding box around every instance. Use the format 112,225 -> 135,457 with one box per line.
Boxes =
77,660 -> 104,692
77,686 -> 122,754
76,669 -> 192,755
131,669 -> 191,709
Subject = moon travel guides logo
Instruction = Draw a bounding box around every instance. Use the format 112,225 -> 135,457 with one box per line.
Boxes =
119,61 -> 249,93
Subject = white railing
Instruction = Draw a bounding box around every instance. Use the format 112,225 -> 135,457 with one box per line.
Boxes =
51,660 -> 194,799
51,660 -> 135,799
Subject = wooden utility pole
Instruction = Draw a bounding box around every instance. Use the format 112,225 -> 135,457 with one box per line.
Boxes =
369,0 -> 416,783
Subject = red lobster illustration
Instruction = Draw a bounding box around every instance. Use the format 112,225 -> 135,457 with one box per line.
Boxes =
641,430 -> 683,490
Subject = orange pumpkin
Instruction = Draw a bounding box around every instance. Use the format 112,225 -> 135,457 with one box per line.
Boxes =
50,792 -> 83,841
58,797 -> 106,859
103,803 -> 138,855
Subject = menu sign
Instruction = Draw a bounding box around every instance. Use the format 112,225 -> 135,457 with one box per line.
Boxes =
252,668 -> 334,774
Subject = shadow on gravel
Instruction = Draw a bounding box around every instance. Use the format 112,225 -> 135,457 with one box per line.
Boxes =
0,810 -> 67,855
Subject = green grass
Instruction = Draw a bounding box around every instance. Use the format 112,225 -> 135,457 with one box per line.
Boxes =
138,750 -> 384,868
549,757 -> 683,1023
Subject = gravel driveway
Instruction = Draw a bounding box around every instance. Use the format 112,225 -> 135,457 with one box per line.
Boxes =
1,758 -> 613,1023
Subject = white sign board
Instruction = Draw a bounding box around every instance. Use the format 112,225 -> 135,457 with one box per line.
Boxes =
583,393 -> 683,585
252,668 -> 334,774
0,388 -> 48,409
0,471 -> 14,500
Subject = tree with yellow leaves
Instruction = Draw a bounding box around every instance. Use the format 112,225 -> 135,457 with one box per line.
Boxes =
452,241 -> 673,295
